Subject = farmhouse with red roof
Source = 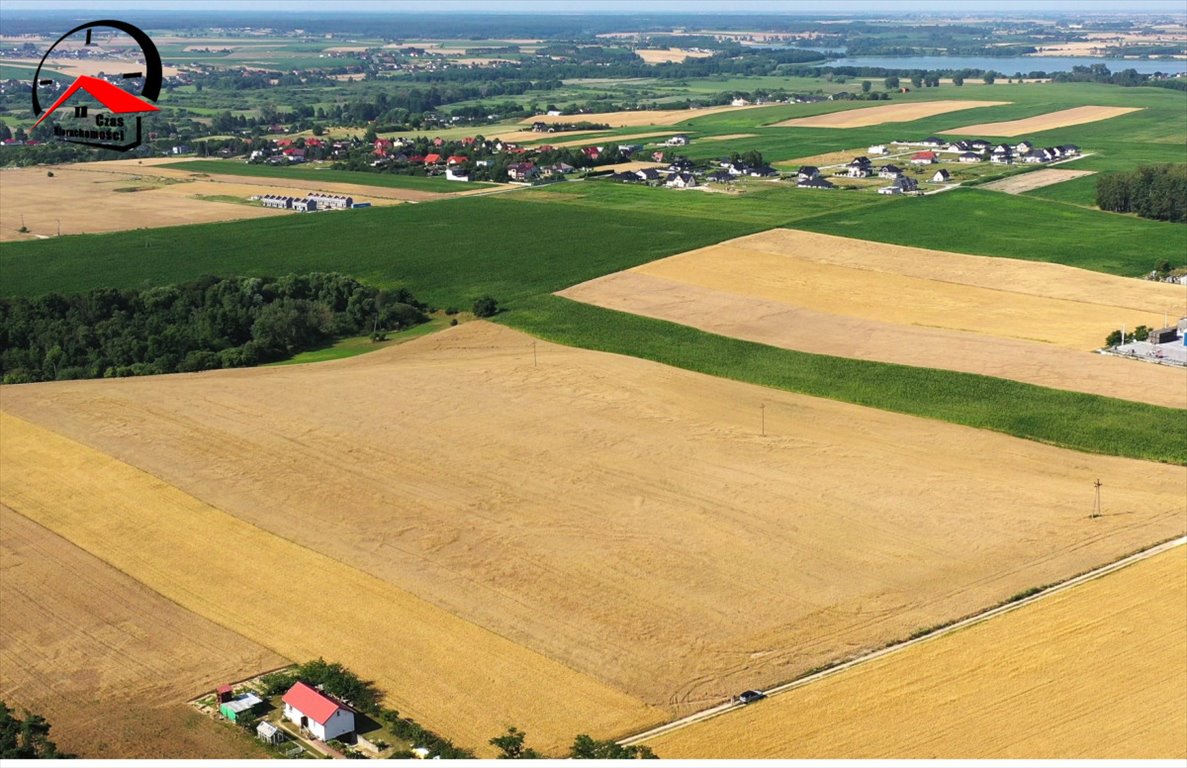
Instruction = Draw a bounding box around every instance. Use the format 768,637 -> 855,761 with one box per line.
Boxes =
281,682 -> 355,742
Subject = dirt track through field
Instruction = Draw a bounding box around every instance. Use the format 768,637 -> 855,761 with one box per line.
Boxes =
0,505 -> 283,758
981,168 -> 1096,194
559,229 -> 1186,408
946,105 -> 1143,136
646,546 -> 1187,758
2,322 -> 1183,731
771,100 -> 1009,128
0,411 -> 661,755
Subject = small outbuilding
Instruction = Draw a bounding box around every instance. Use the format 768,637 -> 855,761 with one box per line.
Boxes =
219,692 -> 263,723
282,682 -> 355,742
257,720 -> 285,745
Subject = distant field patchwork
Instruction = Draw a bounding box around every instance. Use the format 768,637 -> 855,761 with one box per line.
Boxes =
646,545 -> 1187,759
560,229 -> 1186,407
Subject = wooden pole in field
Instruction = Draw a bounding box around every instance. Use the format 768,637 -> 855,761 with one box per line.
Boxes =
533,341 -> 537,367
760,402 -> 766,437
1091,479 -> 1102,519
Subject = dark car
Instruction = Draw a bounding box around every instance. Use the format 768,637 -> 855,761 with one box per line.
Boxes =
736,690 -> 766,704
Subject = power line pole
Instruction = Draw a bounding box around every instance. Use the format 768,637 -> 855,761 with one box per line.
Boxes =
760,402 -> 765,437
1091,479 -> 1102,519
532,341 -> 537,367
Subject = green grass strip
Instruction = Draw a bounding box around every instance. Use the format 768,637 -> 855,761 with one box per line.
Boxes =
500,295 -> 1186,465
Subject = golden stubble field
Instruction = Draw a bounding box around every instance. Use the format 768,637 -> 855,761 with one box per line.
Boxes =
523,103 -> 768,127
770,100 -> 1010,128
647,546 -> 1187,759
946,105 -> 1144,136
1,322 -> 1183,735
981,168 -> 1096,194
0,411 -> 661,755
0,159 -> 438,241
559,229 -> 1187,407
0,504 -> 284,758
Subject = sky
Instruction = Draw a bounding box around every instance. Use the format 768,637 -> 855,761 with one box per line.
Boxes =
3,0 -> 1185,13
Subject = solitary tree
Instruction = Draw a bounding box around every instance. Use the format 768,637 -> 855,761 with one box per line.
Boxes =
952,74 -> 964,86
861,80 -> 872,93
490,726 -> 540,759
472,295 -> 500,318
883,75 -> 900,89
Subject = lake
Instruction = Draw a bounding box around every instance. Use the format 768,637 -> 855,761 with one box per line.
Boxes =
819,54 -> 1187,76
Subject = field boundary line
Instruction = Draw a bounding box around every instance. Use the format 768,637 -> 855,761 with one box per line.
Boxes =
621,534 -> 1187,746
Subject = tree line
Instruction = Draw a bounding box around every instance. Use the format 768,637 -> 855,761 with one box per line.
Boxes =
0,273 -> 428,384
1096,164 -> 1187,223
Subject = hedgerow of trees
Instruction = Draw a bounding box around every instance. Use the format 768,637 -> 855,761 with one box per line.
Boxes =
0,273 -> 428,384
489,726 -> 657,759
1095,164 -> 1187,223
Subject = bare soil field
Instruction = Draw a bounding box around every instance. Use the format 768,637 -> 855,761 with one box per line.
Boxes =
0,504 -> 283,758
771,100 -> 1009,128
947,105 -> 1144,136
593,161 -> 667,173
0,410 -> 660,755
559,229 -> 1185,407
0,160 -> 443,241
4,56 -> 183,78
981,168 -> 1097,194
647,546 -> 1187,759
2,322 -> 1183,727
635,48 -> 714,64
523,104 -> 768,128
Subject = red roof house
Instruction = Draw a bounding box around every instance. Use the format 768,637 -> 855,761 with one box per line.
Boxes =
282,682 -> 355,742
423,153 -> 442,164
446,155 -> 468,165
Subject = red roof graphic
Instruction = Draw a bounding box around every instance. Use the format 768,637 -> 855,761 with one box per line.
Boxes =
33,75 -> 159,128
282,682 -> 344,725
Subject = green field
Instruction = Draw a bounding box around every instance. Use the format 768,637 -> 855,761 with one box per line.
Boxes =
158,160 -> 487,193
793,187 -> 1185,276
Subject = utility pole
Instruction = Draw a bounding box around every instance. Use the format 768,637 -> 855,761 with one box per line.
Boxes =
1091,479 -> 1102,519
760,402 -> 766,437
532,341 -> 537,367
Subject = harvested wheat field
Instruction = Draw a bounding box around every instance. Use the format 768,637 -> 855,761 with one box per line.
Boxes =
0,504 -> 283,758
0,160 -> 432,241
635,48 -> 714,64
560,229 -> 1186,407
647,545 -> 1187,759
0,165 -> 283,241
2,322 -> 1184,728
0,411 -> 661,755
981,168 -> 1097,194
947,105 -> 1143,136
523,103 -> 766,128
771,100 -> 1009,128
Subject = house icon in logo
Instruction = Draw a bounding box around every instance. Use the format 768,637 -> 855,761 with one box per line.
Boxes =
32,75 -> 159,128
31,20 -> 163,151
